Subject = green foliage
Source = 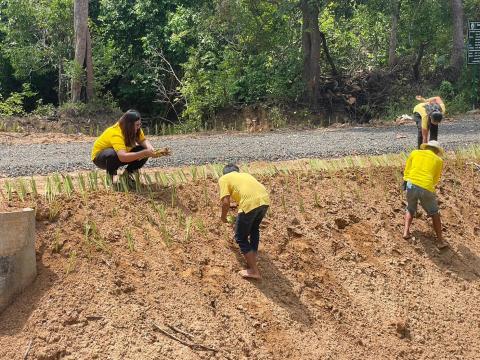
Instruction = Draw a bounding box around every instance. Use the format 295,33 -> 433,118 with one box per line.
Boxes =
439,81 -> 455,101
58,93 -> 121,118
0,83 -> 36,116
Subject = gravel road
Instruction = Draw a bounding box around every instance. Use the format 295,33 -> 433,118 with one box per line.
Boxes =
1,117 -> 479,178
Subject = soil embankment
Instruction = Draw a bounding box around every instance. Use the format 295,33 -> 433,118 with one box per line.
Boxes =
0,159 -> 479,359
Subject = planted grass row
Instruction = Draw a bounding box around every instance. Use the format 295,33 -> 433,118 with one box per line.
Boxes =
1,145 -> 479,206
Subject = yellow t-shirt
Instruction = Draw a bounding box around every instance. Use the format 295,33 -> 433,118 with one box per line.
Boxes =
219,172 -> 270,214
413,101 -> 446,130
91,123 -> 145,160
403,149 -> 443,193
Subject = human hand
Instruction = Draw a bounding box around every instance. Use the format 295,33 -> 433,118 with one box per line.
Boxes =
151,147 -> 172,158
415,95 -> 425,102
143,149 -> 155,158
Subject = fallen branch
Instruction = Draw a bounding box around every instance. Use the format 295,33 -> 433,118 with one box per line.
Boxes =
167,324 -> 194,340
23,339 -> 33,360
152,322 -> 218,352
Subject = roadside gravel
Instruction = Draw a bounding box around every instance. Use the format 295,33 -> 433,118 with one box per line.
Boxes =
1,117 -> 479,178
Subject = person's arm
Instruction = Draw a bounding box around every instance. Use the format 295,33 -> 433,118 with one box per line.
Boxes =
425,96 -> 443,105
220,195 -> 230,223
139,139 -> 155,151
421,127 -> 429,144
117,148 -> 154,163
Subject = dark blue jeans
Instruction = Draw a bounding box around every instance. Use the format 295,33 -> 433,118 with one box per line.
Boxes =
93,145 -> 148,176
234,205 -> 269,254
414,113 -> 438,149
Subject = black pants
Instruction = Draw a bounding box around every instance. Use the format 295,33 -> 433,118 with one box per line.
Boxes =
234,205 -> 269,254
414,113 -> 438,149
93,146 -> 148,176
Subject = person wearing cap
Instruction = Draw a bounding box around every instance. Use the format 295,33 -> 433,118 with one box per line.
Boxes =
402,140 -> 447,248
413,95 -> 446,149
91,110 -> 155,180
219,164 -> 270,279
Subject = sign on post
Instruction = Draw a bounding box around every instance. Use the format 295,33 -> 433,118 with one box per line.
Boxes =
467,21 -> 480,65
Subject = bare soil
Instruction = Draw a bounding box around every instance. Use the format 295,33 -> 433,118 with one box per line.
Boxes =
0,161 -> 479,359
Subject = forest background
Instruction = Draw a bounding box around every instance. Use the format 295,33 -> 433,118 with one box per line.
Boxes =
0,0 -> 478,132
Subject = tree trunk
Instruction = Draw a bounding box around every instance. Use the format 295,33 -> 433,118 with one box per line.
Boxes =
58,59 -> 66,105
388,0 -> 401,67
413,42 -> 426,81
450,0 -> 464,79
319,32 -> 338,76
300,0 -> 321,110
86,27 -> 94,100
72,0 -> 93,102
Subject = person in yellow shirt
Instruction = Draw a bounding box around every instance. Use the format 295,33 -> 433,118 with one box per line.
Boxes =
219,164 -> 270,279
402,140 -> 447,248
91,110 -> 155,180
413,95 -> 445,149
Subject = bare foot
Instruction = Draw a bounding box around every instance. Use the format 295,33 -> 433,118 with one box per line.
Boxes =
402,233 -> 411,240
238,269 -> 261,280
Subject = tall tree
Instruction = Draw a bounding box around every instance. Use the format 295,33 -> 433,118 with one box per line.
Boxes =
300,0 -> 321,109
450,0 -> 464,79
72,0 -> 93,102
388,0 -> 401,67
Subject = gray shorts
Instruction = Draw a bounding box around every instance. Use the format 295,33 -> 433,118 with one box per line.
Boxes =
405,182 -> 439,216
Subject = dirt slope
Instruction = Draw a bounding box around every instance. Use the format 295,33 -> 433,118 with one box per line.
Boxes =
0,160 -> 479,360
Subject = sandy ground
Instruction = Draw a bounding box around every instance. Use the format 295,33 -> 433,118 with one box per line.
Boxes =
0,157 -> 479,359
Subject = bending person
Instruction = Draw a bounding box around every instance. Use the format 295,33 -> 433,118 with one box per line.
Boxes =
219,164 -> 270,279
91,109 -> 155,180
413,95 -> 445,149
402,140 -> 447,249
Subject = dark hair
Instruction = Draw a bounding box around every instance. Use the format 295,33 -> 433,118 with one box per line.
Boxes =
223,163 -> 239,175
430,110 -> 443,123
118,109 -> 141,147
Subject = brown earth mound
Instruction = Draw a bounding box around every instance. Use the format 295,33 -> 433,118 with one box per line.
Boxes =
1,162 -> 479,359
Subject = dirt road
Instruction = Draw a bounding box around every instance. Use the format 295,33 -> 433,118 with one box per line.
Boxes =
1,116 -> 479,177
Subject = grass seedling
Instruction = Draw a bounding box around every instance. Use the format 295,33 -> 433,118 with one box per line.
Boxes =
171,185 -> 177,207
119,174 -> 129,193
134,172 -> 142,192
184,216 -> 193,242
298,197 -> 305,213
281,192 -> 287,212
160,224 -> 172,246
48,200 -> 62,221
190,166 -> 198,182
4,181 -> 13,201
88,171 -> 99,191
125,229 -> 135,251
77,174 -> 87,193
44,177 -> 55,202
63,174 -> 74,197
65,250 -> 77,275
195,218 -> 207,235
30,178 -> 38,197
52,229 -> 62,253
203,181 -> 210,206
53,173 -> 63,194
84,220 -> 109,253
314,192 -> 321,208
14,179 -> 26,202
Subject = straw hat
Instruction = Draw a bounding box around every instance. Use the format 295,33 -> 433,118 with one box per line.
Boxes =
420,140 -> 444,156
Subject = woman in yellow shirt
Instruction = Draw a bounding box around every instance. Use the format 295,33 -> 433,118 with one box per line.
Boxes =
91,110 -> 155,178
413,95 -> 445,149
